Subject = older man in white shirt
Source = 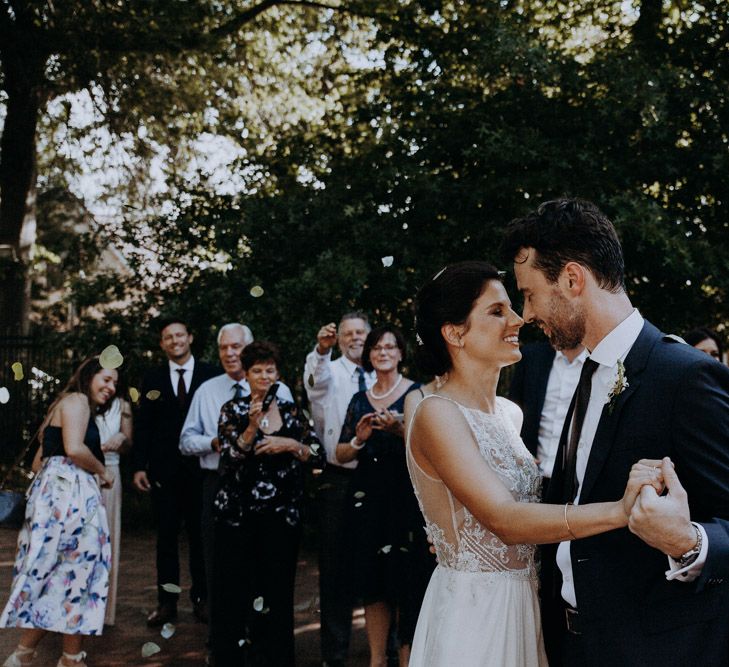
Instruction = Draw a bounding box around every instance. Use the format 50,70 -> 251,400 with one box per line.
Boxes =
303,312 -> 374,667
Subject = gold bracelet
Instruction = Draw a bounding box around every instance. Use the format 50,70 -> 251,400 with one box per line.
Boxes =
564,502 -> 577,540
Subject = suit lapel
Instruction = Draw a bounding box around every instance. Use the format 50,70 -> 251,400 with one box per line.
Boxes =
579,322 -> 661,503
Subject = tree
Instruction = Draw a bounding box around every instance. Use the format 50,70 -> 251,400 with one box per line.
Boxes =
0,0 -> 348,332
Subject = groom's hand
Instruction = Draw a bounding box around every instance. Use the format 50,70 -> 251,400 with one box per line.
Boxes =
628,457 -> 697,558
621,459 -> 666,517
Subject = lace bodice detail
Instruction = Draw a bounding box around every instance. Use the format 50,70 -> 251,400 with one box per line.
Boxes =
406,396 -> 541,575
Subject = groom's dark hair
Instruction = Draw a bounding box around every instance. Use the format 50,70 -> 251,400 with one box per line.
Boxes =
501,198 -> 625,293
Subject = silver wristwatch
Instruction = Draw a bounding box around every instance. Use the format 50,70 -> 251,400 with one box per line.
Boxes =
675,522 -> 702,568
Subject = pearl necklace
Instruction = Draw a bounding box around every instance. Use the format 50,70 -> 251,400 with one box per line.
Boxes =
369,374 -> 403,400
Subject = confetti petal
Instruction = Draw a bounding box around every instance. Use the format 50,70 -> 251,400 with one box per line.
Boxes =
100,345 -> 124,370
141,642 -> 161,658
250,285 -> 264,298
0,387 -> 9,404
379,544 -> 392,554
11,362 -> 23,381
146,390 -> 161,401
160,622 -> 175,639
381,256 -> 394,267
161,583 -> 182,594
354,501 -> 363,508
129,387 -> 140,403
353,491 -> 366,499
253,596 -> 264,612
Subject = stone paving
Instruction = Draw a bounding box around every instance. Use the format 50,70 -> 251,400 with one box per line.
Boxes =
0,528 -> 369,666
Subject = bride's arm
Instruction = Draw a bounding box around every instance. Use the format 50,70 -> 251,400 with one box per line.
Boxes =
411,398 -> 659,546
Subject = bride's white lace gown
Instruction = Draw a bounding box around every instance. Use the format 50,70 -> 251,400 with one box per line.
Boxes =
406,395 -> 548,666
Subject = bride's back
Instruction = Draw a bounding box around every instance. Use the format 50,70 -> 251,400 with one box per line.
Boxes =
406,395 -> 541,574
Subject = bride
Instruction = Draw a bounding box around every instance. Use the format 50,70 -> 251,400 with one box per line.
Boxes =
406,261 -> 660,666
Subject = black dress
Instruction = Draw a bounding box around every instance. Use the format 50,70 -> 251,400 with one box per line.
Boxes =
211,395 -> 324,667
339,384 -> 435,644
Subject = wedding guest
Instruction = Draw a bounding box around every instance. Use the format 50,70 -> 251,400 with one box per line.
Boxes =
303,313 -> 374,666
211,341 -> 324,666
96,375 -> 133,627
133,318 -> 218,627
336,325 -> 433,667
508,341 -> 586,496
1,357 -> 116,667
180,323 -> 293,661
684,327 -> 724,363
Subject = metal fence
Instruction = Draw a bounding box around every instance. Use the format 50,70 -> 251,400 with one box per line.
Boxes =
0,333 -> 72,470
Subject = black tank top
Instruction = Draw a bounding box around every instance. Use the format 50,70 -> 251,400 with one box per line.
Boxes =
43,417 -> 105,465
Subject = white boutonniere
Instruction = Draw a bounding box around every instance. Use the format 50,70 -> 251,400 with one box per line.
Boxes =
606,360 -> 629,414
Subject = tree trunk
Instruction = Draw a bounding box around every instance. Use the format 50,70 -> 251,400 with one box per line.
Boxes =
0,47 -> 47,333
632,0 -> 663,51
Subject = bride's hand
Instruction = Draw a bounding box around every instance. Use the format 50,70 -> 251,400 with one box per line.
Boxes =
621,459 -> 668,519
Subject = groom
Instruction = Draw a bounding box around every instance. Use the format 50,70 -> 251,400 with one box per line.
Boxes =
502,198 -> 729,666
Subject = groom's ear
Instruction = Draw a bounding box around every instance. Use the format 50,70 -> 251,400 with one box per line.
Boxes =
561,262 -> 587,296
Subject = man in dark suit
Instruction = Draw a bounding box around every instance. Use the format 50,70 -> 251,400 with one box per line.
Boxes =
503,198 -> 729,665
133,317 -> 219,627
509,341 -> 586,495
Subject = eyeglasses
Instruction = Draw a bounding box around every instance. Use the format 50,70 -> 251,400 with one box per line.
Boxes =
372,344 -> 399,353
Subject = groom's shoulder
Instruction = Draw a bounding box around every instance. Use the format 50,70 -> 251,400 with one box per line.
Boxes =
646,328 -> 729,384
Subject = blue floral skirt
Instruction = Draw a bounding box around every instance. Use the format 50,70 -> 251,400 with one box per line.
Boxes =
0,457 -> 111,635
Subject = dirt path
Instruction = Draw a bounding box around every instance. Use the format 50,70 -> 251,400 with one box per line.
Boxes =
0,528 -> 370,666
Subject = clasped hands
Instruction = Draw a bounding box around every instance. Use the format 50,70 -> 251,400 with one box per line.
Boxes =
624,457 -> 697,559
355,409 -> 404,442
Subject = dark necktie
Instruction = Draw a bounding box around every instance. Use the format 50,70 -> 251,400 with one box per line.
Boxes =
233,383 -> 244,400
356,367 -> 367,393
176,369 -> 187,408
561,358 -> 600,503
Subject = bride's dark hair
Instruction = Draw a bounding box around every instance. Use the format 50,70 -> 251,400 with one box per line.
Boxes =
415,261 -> 502,376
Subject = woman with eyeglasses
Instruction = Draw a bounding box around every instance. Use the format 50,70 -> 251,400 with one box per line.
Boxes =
336,325 -> 434,667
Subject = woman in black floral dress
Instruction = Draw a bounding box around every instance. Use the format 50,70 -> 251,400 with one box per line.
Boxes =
211,341 -> 324,667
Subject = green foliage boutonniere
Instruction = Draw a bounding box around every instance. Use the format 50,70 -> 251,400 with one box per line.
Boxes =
606,360 -> 629,414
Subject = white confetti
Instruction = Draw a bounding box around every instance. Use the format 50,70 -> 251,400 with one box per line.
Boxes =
99,345 -> 124,370
0,387 -> 9,404
353,491 -> 366,499
141,642 -> 161,658
161,583 -> 182,594
379,544 -> 392,554
160,622 -> 175,639
381,256 -> 394,267
250,285 -> 264,298
253,596 -> 264,612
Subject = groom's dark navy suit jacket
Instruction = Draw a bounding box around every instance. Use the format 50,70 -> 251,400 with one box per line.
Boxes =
541,321 -> 729,666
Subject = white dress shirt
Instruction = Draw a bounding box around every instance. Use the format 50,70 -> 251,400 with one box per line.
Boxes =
169,356 -> 195,395
557,310 -> 707,607
303,347 -> 375,467
179,373 -> 294,470
538,349 -> 588,478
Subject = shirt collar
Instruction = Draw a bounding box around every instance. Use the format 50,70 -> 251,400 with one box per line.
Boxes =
555,347 -> 589,366
589,309 -> 644,368
169,356 -> 194,373
338,355 -> 363,377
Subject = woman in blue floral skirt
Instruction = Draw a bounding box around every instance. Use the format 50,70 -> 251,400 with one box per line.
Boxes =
1,357 -> 116,667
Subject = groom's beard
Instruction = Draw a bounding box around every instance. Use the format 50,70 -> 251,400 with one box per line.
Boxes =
539,292 -> 586,350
